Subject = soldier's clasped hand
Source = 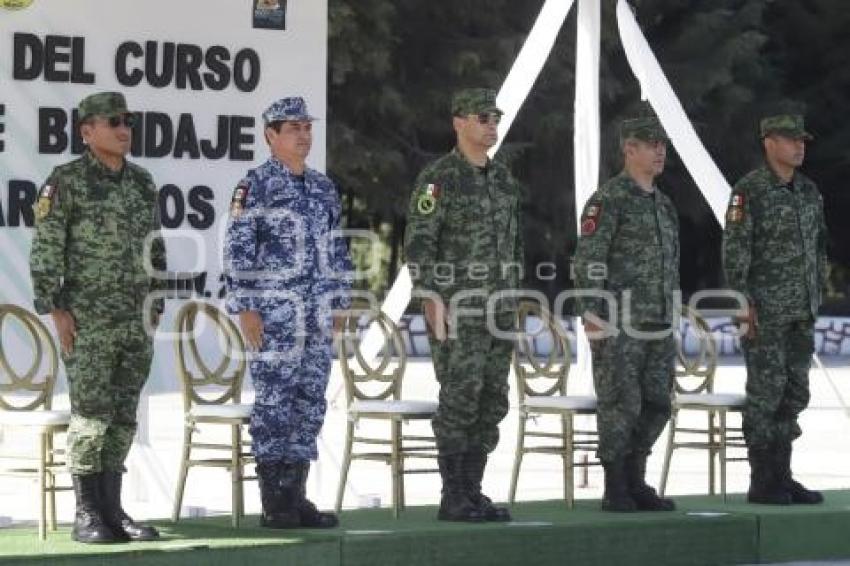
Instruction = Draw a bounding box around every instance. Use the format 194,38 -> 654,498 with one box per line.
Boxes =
51,308 -> 77,356
239,310 -> 264,351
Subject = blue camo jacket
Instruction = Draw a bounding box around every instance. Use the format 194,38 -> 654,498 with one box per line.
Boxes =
223,157 -> 353,314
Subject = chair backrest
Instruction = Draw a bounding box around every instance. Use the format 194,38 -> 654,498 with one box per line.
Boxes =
336,303 -> 407,404
0,304 -> 59,411
512,301 -> 572,402
173,301 -> 247,411
674,305 -> 718,394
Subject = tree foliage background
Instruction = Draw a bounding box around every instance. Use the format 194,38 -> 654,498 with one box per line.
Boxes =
327,0 -> 850,313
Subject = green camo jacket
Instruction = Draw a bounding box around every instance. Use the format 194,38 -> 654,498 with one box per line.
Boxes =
403,148 -> 524,309
29,151 -> 167,323
573,171 -> 680,324
722,165 -> 827,322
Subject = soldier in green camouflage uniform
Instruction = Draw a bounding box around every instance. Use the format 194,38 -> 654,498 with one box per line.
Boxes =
404,88 -> 523,522
573,116 -> 679,512
723,114 -> 827,505
30,92 -> 165,543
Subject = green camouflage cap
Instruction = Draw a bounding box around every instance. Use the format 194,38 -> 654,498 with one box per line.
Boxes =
78,92 -> 130,120
451,88 -> 502,116
759,114 -> 813,140
620,116 -> 668,143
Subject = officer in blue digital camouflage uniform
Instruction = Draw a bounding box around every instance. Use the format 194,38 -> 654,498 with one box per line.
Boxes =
224,96 -> 353,529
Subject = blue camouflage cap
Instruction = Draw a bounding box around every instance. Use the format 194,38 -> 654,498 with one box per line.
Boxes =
262,96 -> 317,124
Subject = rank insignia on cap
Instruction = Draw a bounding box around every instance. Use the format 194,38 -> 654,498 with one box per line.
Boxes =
581,218 -> 597,236
731,194 -> 745,207
230,183 -> 249,217
585,204 -> 601,218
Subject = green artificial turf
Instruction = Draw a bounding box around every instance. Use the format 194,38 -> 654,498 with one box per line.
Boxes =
2,492 -> 850,565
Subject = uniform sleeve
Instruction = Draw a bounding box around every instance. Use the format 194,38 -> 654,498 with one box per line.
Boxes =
573,191 -> 618,319
147,177 -> 168,313
403,172 -> 447,295
223,177 -> 260,314
721,185 -> 754,305
328,186 -> 354,311
816,192 -> 829,298
671,205 -> 681,293
29,171 -> 69,315
514,178 -> 526,269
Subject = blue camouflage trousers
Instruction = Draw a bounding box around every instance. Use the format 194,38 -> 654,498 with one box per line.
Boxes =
250,297 -> 332,465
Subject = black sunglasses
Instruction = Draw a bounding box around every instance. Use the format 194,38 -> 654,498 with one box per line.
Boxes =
473,112 -> 501,125
103,114 -> 136,128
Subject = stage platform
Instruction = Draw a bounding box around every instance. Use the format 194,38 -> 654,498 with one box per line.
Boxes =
2,491 -> 850,566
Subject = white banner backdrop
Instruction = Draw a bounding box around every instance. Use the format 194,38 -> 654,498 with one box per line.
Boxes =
0,0 -> 327,380
0,0 -> 327,508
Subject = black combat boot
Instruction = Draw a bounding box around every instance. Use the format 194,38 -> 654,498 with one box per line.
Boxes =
601,459 -> 637,512
465,450 -> 511,521
71,474 -> 121,544
437,454 -> 485,522
624,453 -> 675,511
292,462 -> 338,528
257,461 -> 301,528
746,448 -> 791,505
100,471 -> 160,541
775,443 -> 823,504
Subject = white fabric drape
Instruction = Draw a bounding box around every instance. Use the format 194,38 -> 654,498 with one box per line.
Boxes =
572,0 -> 602,384
616,0 -> 731,226
357,266 -> 413,362
489,0 -> 575,157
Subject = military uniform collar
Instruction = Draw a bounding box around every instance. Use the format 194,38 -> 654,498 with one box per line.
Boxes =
761,164 -> 799,191
618,171 -> 657,198
269,156 -> 312,179
84,150 -> 125,181
451,147 -> 492,173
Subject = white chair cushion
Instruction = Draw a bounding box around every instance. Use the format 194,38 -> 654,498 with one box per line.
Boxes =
524,395 -> 598,411
189,403 -> 252,420
351,400 -> 438,416
0,409 -> 70,427
676,393 -> 746,408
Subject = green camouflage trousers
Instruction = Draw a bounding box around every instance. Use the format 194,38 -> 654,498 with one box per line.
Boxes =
428,312 -> 514,456
742,318 -> 814,450
64,315 -> 152,474
591,328 -> 675,463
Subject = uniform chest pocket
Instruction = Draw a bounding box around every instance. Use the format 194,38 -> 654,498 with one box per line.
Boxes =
305,196 -> 332,235
87,185 -> 109,201
70,199 -> 110,239
796,200 -> 821,235
617,208 -> 656,241
492,193 -> 517,234
262,194 -> 300,229
447,192 -> 489,228
757,193 -> 797,236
